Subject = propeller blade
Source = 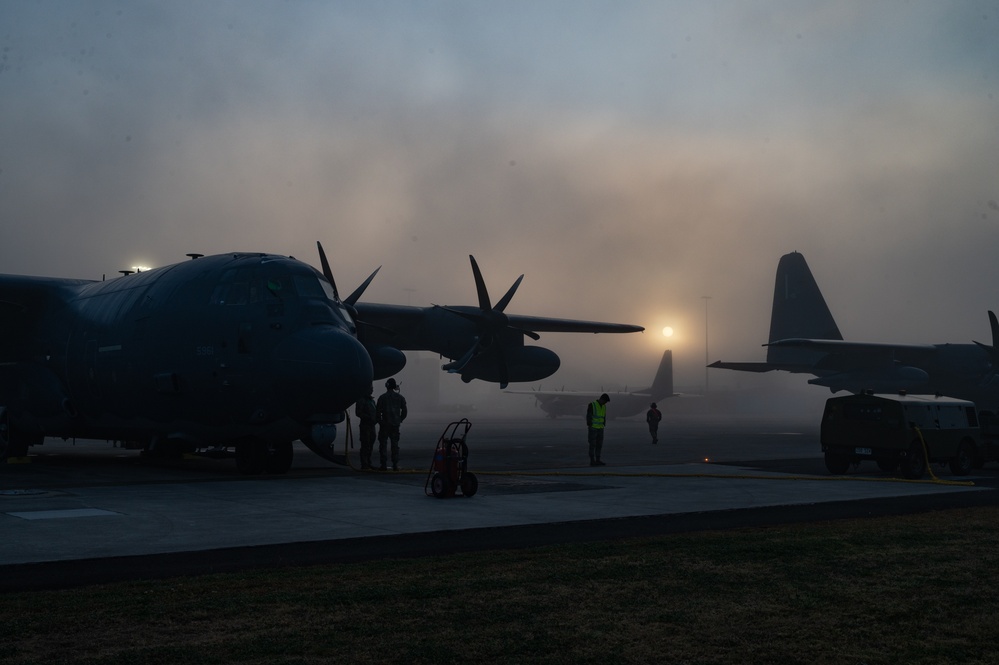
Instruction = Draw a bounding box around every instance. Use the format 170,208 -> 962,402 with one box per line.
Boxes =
974,311 -> 999,363
468,255 -> 492,312
510,326 -> 541,341
434,304 -> 481,325
494,274 -> 524,312
345,266 -> 381,306
316,241 -> 340,300
494,344 -> 510,389
442,338 -> 480,374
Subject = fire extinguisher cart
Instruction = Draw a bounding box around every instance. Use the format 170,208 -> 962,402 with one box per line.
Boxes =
425,418 -> 478,498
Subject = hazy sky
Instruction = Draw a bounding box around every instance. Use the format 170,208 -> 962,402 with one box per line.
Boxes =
2,2 -> 998,391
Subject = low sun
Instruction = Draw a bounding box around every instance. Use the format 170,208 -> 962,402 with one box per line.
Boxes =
662,326 -> 674,337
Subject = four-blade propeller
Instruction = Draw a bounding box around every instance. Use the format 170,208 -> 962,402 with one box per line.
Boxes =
316,241 -> 380,308
318,243 -> 546,389
438,255 -> 542,388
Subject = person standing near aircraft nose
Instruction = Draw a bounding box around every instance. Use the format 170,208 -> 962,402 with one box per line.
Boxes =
586,393 -> 610,466
646,402 -> 662,445
355,385 -> 377,470
376,377 -> 407,471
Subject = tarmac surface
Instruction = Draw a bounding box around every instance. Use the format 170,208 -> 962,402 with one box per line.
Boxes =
2,412 -> 998,591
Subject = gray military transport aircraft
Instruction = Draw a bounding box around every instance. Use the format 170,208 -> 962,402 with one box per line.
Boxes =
0,243 -> 643,472
709,251 -> 999,409
505,349 -> 676,418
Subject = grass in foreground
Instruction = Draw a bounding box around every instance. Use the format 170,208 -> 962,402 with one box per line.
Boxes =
3,507 -> 999,664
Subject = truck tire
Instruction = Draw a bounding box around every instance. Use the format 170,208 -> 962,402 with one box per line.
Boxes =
901,440 -> 927,480
949,439 -> 976,476
824,452 -> 850,475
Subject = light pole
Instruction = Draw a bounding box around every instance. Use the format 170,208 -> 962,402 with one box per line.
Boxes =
702,295 -> 711,395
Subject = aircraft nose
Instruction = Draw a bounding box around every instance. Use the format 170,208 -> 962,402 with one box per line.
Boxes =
270,327 -> 373,413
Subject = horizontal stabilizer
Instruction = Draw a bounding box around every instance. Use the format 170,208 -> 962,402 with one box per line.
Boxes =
707,361 -> 778,373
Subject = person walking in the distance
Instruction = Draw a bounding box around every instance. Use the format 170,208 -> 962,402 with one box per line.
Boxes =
355,385 -> 377,469
586,393 -> 610,466
376,377 -> 407,471
646,402 -> 662,445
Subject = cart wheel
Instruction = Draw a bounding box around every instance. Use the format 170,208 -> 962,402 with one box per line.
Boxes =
460,471 -> 478,498
431,473 -> 451,498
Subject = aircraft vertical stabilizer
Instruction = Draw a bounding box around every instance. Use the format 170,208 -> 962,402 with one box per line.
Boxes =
649,349 -> 673,399
766,252 -> 842,368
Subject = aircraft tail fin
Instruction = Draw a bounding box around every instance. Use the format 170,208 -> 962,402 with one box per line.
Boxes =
766,252 -> 842,366
649,349 -> 674,398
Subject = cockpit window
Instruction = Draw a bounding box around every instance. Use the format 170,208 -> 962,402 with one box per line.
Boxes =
292,274 -> 355,328
337,304 -> 355,328
211,266 -> 293,305
211,265 -> 345,314
293,274 -> 333,301
319,278 -> 338,302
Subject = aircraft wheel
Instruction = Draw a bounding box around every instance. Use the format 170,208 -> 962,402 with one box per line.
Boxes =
460,471 -> 478,497
265,441 -> 294,474
236,439 -> 266,475
901,441 -> 927,480
824,452 -> 850,475
949,439 -> 976,476
430,472 -> 451,498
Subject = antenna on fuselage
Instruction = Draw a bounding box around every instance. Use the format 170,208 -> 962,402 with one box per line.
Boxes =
186,253 -> 204,260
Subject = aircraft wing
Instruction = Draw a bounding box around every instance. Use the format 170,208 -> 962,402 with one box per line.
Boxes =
711,339 -> 939,372
765,338 -> 937,354
345,252 -> 643,385
354,304 -> 643,347
505,389 -> 602,398
707,361 -> 779,373
353,305 -> 644,338
504,314 -> 643,334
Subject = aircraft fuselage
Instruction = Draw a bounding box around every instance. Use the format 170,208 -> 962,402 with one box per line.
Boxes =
0,254 -> 372,468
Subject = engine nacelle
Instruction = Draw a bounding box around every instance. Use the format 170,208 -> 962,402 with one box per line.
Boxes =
459,346 -> 560,384
366,344 -> 408,380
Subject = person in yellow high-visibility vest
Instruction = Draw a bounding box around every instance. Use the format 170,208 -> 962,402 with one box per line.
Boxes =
586,393 -> 611,466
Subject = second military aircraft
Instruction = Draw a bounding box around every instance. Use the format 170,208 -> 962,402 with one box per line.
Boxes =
710,251 -> 999,409
505,350 -> 676,418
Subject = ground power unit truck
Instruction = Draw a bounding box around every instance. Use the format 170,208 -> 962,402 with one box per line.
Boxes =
820,393 -> 980,479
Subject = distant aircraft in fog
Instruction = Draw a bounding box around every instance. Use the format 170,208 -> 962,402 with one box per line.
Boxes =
505,350 -> 676,418
709,251 -> 999,409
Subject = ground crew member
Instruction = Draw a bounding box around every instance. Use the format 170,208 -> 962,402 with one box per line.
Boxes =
646,402 -> 662,445
586,393 -> 610,466
355,385 -> 377,469
376,377 -> 407,471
